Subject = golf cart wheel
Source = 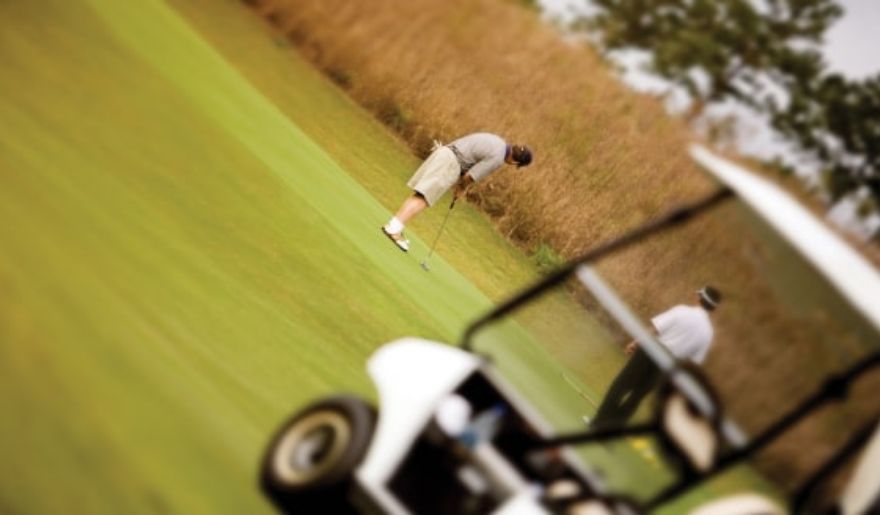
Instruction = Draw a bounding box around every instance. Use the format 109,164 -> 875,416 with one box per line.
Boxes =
261,395 -> 376,501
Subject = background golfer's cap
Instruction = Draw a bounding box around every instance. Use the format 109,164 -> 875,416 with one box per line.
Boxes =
698,286 -> 722,308
512,145 -> 532,168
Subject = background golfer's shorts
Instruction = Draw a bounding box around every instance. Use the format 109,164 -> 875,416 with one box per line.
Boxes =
406,146 -> 460,206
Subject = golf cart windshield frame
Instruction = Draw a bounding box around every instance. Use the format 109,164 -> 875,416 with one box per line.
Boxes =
459,185 -> 744,443
459,187 -> 733,351
644,352 -> 880,509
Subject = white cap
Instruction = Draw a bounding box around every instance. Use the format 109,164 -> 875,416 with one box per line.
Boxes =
698,287 -> 720,308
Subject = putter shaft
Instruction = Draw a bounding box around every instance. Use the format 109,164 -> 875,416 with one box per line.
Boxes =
421,198 -> 456,271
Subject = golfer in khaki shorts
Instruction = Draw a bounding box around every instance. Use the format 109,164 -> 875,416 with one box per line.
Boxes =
382,132 -> 532,252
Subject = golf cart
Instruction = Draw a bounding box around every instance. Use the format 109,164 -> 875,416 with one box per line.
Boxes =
259,146 -> 880,514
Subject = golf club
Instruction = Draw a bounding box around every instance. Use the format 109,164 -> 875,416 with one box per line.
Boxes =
420,197 -> 457,271
561,372 -> 598,407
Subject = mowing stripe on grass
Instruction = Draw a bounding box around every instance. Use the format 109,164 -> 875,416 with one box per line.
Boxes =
85,0 -> 497,335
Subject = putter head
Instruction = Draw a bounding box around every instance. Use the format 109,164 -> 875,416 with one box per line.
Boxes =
420,261 -> 430,271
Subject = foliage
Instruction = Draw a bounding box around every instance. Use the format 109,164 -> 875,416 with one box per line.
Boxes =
514,0 -> 541,10
584,0 -> 840,111
532,242 -> 566,275
771,73 -> 880,204
374,96 -> 412,133
584,0 -> 880,208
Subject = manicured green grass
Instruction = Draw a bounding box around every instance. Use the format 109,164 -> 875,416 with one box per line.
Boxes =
0,1 -> 588,512
0,0 -> 779,512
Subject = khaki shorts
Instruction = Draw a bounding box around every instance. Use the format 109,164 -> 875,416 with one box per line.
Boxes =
406,146 -> 460,206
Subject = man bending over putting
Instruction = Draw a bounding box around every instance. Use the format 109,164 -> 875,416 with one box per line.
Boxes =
382,132 -> 532,252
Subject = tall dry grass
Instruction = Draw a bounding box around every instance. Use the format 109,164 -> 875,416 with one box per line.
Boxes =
252,0 -> 712,250
245,0 -> 877,489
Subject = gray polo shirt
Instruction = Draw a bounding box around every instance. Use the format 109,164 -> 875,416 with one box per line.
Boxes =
447,133 -> 508,182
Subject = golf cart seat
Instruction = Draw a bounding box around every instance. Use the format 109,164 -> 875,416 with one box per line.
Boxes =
689,420 -> 880,515
836,422 -> 880,515
792,419 -> 880,515
688,493 -> 784,515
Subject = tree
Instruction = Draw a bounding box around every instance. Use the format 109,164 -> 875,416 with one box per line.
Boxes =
583,0 -> 842,118
771,73 -> 880,204
583,0 -> 880,208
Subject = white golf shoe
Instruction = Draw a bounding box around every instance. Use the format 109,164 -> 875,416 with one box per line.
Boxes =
381,226 -> 410,252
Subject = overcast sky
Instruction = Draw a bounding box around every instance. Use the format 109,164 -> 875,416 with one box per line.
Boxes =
538,0 -> 880,80
823,0 -> 880,78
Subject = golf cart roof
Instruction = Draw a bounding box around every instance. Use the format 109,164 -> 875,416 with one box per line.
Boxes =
689,145 -> 880,334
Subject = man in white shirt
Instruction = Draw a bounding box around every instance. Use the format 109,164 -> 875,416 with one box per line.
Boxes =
381,132 -> 532,252
588,286 -> 722,430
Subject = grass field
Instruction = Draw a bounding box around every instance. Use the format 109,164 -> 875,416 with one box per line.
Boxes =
0,0 -> 778,512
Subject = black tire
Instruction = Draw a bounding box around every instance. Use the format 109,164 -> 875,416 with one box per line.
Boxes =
260,396 -> 376,512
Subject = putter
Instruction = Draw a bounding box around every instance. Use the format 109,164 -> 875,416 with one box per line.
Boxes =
561,372 -> 598,407
420,197 -> 457,271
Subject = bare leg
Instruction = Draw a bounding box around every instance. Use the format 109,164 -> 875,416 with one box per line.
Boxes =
394,193 -> 429,224
382,193 -> 428,252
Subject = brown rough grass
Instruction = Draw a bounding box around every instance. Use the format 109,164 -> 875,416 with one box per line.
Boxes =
246,0 -> 878,490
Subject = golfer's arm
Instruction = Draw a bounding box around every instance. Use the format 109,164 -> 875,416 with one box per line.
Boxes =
455,174 -> 474,197
627,327 -> 660,353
